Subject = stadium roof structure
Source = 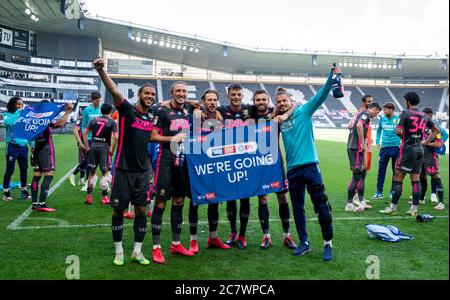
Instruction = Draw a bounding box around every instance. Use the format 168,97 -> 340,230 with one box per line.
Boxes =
1,0 -> 449,81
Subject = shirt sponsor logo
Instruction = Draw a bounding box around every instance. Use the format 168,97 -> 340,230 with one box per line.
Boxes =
131,118 -> 154,131
224,119 -> 251,128
169,119 -> 190,131
207,142 -> 257,158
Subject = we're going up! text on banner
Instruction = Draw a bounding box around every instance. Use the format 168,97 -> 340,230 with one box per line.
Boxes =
185,121 -> 286,205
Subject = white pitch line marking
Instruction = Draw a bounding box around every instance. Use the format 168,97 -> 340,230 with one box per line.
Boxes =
8,215 -> 449,231
6,165 -> 78,230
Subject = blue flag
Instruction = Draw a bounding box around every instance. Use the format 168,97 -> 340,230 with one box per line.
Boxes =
11,102 -> 65,143
186,121 -> 286,205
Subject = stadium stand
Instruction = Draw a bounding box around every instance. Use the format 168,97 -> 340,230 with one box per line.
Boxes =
358,86 -> 400,110
389,87 -> 444,111
103,78 -> 158,104
0,55 -> 447,130
98,78 -> 447,128
161,80 -> 211,101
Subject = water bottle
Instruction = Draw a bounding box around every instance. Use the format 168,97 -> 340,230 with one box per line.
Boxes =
173,143 -> 185,167
331,63 -> 344,98
416,214 -> 436,222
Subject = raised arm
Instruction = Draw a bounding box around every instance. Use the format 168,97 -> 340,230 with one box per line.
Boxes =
93,58 -> 123,106
303,66 -> 340,117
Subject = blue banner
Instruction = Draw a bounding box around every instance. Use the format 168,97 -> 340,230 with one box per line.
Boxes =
186,121 -> 286,205
11,102 -> 65,142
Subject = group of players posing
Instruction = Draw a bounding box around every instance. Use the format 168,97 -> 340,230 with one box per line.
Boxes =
68,58 -> 444,266
86,58 -> 343,266
344,93 -> 445,216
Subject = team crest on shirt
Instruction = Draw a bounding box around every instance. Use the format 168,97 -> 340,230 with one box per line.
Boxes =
243,109 -> 249,117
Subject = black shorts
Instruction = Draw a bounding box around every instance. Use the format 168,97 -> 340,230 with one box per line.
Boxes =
32,151 -> 55,172
348,149 -> 364,173
88,147 -> 111,172
396,146 -> 423,174
154,154 -> 191,201
110,169 -> 150,211
421,152 -> 439,176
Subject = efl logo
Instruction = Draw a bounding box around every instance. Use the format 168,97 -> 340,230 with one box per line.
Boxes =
205,192 -> 216,200
270,182 -> 281,188
207,142 -> 258,158
262,126 -> 272,133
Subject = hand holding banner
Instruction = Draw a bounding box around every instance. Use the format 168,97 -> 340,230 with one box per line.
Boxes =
186,121 -> 286,205
11,102 -> 65,143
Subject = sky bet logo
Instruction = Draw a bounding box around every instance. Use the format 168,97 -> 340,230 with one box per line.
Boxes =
262,181 -> 281,189
205,192 -> 216,200
197,192 -> 216,201
207,142 -> 258,158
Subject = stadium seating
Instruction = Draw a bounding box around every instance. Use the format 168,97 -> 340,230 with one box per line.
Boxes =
389,87 -> 444,111
0,55 -> 447,129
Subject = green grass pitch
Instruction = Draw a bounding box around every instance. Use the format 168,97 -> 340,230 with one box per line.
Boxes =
0,134 -> 448,280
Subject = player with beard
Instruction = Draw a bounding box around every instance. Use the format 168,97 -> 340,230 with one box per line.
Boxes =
380,92 -> 440,217
187,89 -> 231,253
273,65 -> 340,261
94,58 -> 157,266
250,89 -> 297,250
150,81 -> 195,264
216,83 -> 254,249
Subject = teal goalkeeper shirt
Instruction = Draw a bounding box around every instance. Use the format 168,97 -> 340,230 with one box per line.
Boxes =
375,115 -> 401,148
279,71 -> 333,171
81,105 -> 102,140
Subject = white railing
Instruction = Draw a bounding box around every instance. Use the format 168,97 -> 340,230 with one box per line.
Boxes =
0,61 -> 97,76
0,78 -> 98,90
